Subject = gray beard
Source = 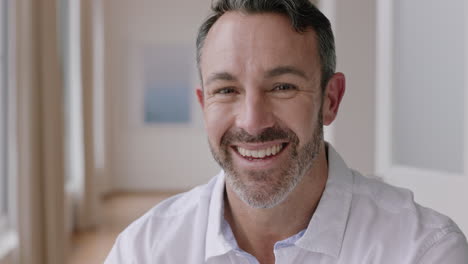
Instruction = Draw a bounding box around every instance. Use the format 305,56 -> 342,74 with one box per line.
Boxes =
209,116 -> 323,209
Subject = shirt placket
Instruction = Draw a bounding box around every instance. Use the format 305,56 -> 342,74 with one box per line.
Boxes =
274,246 -> 302,264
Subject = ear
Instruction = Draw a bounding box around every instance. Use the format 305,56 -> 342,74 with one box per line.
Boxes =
322,73 -> 345,125
196,88 -> 204,109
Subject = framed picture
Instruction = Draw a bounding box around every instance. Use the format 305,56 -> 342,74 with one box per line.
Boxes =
129,43 -> 193,126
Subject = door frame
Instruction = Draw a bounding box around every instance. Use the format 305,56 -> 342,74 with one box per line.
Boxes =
375,0 -> 468,180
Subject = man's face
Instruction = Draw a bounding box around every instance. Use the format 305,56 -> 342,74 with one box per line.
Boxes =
197,12 -> 325,208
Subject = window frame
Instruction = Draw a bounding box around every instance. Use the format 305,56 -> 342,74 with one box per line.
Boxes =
0,0 -> 8,233
0,1 -> 18,261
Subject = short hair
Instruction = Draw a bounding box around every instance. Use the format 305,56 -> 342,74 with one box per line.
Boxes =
196,0 -> 336,90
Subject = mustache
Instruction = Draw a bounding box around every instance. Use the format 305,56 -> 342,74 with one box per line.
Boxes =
221,125 -> 297,145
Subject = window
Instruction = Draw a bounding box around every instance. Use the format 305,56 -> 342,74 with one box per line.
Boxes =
63,0 -> 85,188
0,0 -> 7,228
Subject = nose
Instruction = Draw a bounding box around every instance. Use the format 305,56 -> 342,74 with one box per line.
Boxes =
236,90 -> 275,136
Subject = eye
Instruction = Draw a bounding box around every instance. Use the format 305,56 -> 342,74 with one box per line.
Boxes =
215,87 -> 237,95
270,83 -> 299,99
272,83 -> 297,92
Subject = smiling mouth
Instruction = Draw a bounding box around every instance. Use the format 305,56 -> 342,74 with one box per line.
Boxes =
233,143 -> 288,160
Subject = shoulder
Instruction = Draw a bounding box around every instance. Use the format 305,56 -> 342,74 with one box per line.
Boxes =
351,170 -> 416,213
351,170 -> 454,228
104,175 -> 220,263
126,182 -> 210,230
123,175 -> 217,237
347,170 -> 468,262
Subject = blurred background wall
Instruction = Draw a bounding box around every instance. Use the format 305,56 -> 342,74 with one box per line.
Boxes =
102,0 -> 220,192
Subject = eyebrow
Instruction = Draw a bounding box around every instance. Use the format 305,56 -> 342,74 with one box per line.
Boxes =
265,66 -> 309,80
205,72 -> 237,86
204,65 -> 309,87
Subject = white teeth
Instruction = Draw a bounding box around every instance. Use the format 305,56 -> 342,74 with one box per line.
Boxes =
252,150 -> 259,158
236,144 -> 284,159
239,148 -> 245,156
258,150 -> 266,158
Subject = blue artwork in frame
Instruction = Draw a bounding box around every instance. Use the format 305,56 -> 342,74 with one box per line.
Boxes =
143,44 -> 191,124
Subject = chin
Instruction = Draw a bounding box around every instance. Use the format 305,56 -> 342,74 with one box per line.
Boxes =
226,167 -> 302,209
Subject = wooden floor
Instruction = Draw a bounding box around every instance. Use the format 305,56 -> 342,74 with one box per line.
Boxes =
67,191 -> 179,264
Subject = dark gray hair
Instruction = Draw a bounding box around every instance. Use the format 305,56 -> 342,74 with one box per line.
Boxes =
196,0 -> 336,90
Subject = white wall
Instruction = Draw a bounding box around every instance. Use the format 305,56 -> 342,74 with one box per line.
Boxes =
373,0 -> 468,234
392,0 -> 465,174
103,0 -> 220,191
332,0 -> 377,176
331,0 -> 468,232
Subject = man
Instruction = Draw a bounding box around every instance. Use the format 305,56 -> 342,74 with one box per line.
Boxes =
105,0 -> 468,263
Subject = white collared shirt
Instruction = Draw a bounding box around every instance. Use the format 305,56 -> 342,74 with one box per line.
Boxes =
105,145 -> 468,263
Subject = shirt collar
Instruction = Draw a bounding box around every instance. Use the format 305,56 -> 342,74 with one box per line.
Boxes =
205,171 -> 232,261
205,143 -> 354,260
295,143 -> 353,258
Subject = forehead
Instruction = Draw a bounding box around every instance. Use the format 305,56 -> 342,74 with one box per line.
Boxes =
200,12 -> 320,81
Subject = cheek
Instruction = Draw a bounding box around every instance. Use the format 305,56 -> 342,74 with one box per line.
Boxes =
272,99 -> 319,142
203,103 -> 236,146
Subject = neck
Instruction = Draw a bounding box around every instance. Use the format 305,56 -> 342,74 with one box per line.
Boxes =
224,143 -> 329,264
